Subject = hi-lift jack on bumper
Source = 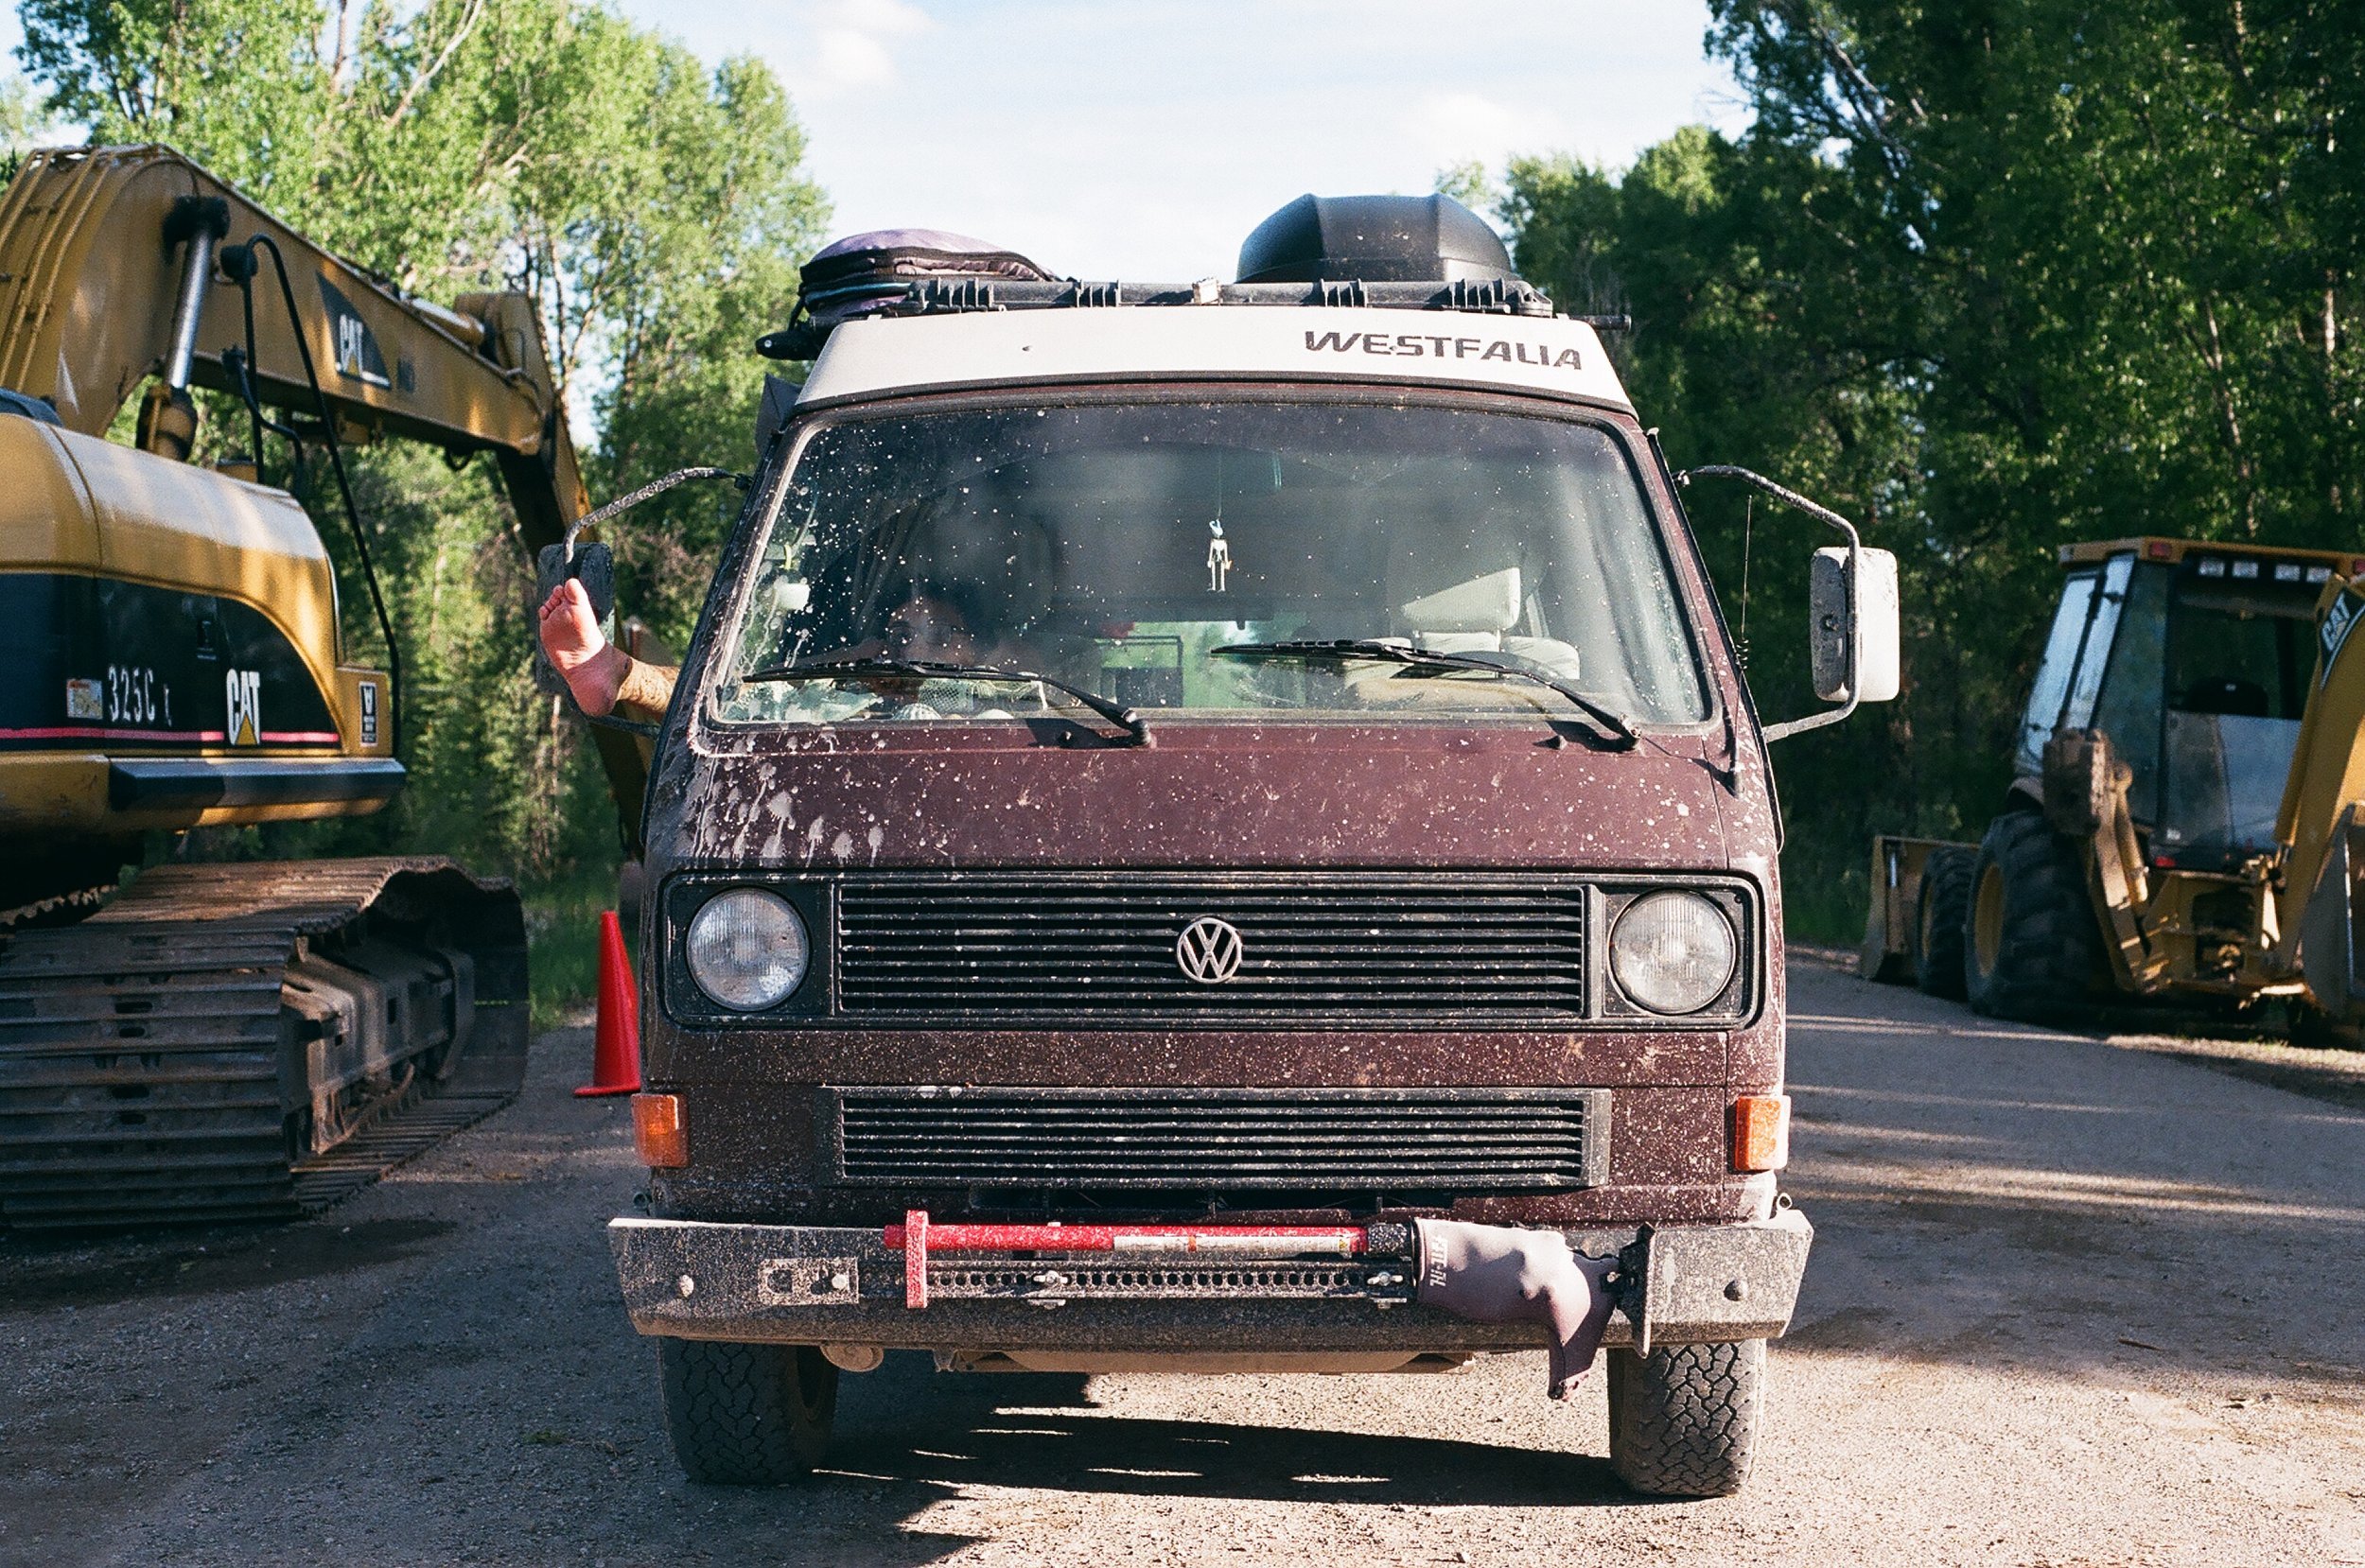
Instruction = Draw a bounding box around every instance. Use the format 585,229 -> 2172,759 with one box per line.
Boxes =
887,1211 -> 1378,1310
888,1211 -> 1619,1397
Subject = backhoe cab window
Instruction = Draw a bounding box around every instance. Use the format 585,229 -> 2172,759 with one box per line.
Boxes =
2155,566 -> 2319,863
2166,584 -> 2311,720
715,399 -> 1708,726
2015,560 -> 2124,775
2041,550 -> 2322,864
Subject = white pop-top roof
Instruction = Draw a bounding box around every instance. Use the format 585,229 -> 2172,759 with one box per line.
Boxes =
797,305 -> 1631,411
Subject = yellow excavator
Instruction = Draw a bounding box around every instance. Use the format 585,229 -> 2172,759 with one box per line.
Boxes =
1864,535 -> 2365,1035
0,146 -> 647,1227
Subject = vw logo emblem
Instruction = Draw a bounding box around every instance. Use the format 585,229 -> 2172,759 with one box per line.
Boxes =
1176,916 -> 1245,984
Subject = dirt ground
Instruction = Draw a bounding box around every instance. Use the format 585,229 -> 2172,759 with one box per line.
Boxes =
4,956 -> 2362,1567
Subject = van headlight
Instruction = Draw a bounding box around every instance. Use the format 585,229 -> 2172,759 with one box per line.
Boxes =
1609,891 -> 1737,1015
685,889 -> 811,1011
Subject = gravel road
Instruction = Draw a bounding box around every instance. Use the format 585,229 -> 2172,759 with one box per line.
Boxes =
5,955 -> 2362,1567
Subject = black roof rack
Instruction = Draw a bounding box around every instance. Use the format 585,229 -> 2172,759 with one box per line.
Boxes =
757,277 -> 1630,361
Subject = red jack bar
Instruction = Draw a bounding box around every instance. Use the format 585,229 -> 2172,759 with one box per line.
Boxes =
890,1211 -> 1372,1310
903,1208 -> 928,1309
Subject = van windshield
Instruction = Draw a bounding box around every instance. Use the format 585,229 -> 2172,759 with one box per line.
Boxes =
715,398 -> 1708,725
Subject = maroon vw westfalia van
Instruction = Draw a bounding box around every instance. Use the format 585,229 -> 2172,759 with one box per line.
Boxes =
603,196 -> 1898,1497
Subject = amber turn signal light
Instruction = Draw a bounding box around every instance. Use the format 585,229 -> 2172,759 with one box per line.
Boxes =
1732,1093 -> 1790,1172
632,1092 -> 688,1168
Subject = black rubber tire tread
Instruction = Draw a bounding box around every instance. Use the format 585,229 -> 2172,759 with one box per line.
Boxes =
1605,1338 -> 1763,1498
1963,810 -> 2103,1022
1913,845 -> 1977,1000
657,1339 -> 839,1485
2288,1000 -> 2360,1050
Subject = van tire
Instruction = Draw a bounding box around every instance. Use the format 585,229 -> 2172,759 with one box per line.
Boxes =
657,1339 -> 839,1484
1964,811 -> 2102,1021
1605,1338 -> 1763,1497
1913,845 -> 1976,1000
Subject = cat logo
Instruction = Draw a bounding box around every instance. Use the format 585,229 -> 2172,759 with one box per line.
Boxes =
318,277 -> 392,389
225,669 -> 263,746
2321,584 -> 2365,688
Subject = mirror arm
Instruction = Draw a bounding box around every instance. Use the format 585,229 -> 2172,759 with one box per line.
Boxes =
1676,464 -> 1864,743
565,465 -> 749,561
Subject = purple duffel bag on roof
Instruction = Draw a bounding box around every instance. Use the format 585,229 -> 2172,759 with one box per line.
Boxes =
760,229 -> 1053,358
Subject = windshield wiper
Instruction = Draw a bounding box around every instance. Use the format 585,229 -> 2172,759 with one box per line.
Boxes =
738,656 -> 1149,745
1213,639 -> 1639,750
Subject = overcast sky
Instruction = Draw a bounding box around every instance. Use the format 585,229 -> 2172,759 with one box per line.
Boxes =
4,2 -> 1743,279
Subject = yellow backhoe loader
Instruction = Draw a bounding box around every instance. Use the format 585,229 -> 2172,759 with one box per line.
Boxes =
1864,535 -> 2365,1034
0,146 -> 648,1227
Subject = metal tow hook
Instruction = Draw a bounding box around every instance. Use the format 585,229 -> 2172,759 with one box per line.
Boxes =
1619,1227 -> 1653,1356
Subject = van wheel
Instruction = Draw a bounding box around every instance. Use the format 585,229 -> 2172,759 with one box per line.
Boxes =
1605,1339 -> 1763,1498
1913,845 -> 1976,1000
657,1339 -> 838,1484
1964,811 -> 2101,1021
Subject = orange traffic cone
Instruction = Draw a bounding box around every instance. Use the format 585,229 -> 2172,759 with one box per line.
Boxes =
575,909 -> 641,1097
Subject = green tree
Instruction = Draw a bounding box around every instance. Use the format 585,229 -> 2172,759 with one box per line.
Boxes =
2,71 -> 62,182
1498,1 -> 2365,932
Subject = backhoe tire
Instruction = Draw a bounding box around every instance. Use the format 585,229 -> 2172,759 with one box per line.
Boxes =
2286,1000 -> 2360,1050
1605,1338 -> 1764,1498
1964,810 -> 2102,1022
1913,845 -> 1977,1001
657,1339 -> 838,1484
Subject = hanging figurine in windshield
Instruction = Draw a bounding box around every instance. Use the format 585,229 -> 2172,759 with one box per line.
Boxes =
1207,519 -> 1232,593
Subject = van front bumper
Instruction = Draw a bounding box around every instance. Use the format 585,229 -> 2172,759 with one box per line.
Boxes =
607,1210 -> 1811,1357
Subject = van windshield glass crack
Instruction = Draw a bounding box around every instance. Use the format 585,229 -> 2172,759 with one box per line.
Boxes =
715,397 -> 1708,726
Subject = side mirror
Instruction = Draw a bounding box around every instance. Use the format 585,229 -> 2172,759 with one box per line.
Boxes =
1810,545 -> 1900,704
1673,463 -> 1899,743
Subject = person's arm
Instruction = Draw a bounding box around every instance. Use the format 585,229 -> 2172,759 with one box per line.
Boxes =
537,579 -> 678,721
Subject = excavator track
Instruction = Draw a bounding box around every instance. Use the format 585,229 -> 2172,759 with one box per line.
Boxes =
0,858 -> 527,1230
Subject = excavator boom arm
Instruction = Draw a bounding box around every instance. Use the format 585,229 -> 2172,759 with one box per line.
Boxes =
0,145 -> 587,548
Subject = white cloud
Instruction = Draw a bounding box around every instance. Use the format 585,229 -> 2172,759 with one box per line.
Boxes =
814,27 -> 898,88
1411,92 -> 1569,168
827,0 -> 931,34
804,0 -> 934,95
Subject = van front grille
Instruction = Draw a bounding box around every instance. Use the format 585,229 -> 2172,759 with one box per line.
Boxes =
826,1086 -> 1610,1191
833,872 -> 1585,1025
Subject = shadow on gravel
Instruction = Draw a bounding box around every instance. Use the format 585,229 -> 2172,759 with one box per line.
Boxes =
1802,947 -> 2365,1118
1778,959 -> 2365,1397
808,1356 -> 1632,1511
0,1216 -> 455,1310
2101,1037 -> 2365,1115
